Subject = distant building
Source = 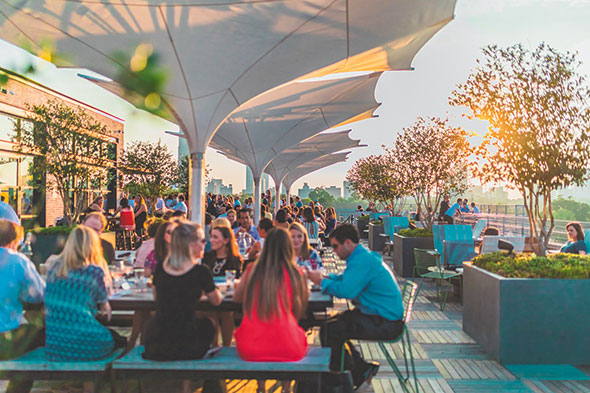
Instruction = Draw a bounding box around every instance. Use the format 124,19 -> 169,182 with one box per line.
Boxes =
243,167 -> 270,195
207,179 -> 233,195
325,186 -> 342,199
343,180 -> 353,199
298,182 -> 312,199
0,68 -> 124,227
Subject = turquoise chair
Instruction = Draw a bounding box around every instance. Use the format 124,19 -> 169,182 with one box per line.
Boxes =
372,212 -> 389,221
472,219 -> 488,240
340,281 -> 419,393
432,224 -> 446,262
443,225 -> 475,266
390,217 -> 410,233
414,248 -> 461,311
584,230 -> 590,252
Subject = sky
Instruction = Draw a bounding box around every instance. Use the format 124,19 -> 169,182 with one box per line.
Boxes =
1,0 -> 590,194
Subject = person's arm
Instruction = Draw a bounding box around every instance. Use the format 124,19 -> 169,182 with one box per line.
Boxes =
206,288 -> 223,306
320,260 -> 373,300
99,301 -> 112,322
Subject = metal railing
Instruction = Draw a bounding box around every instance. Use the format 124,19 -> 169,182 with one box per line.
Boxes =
337,204 -> 588,249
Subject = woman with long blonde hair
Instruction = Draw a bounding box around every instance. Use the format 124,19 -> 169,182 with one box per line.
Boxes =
234,227 -> 309,364
289,222 -> 323,271
44,226 -> 125,393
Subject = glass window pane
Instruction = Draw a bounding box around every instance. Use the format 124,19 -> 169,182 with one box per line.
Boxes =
0,113 -> 16,141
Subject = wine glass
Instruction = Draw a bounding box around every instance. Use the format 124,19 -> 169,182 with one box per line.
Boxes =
225,270 -> 237,290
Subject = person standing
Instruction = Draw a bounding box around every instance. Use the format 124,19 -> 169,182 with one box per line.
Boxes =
443,198 -> 463,224
306,224 -> 404,391
0,195 -> 20,224
174,194 -> 188,214
438,194 -> 450,220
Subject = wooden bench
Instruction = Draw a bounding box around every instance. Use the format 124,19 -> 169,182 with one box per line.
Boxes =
113,346 -> 331,392
0,347 -> 123,392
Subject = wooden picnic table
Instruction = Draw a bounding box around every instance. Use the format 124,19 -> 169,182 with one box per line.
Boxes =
109,289 -> 333,351
109,289 -> 333,312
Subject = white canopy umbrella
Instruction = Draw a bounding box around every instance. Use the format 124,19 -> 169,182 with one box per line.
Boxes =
282,152 -> 352,202
0,0 -> 456,223
264,130 -> 364,214
210,72 -> 380,223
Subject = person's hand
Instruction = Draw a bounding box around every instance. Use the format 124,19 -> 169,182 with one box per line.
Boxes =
237,227 -> 247,233
306,269 -> 323,286
99,302 -> 112,322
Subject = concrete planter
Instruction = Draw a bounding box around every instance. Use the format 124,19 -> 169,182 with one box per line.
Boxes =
368,223 -> 385,251
357,218 -> 369,239
392,234 -> 434,278
463,264 -> 590,365
31,234 -> 67,266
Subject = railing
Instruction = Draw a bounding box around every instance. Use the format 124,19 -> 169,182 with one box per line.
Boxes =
337,204 -> 588,249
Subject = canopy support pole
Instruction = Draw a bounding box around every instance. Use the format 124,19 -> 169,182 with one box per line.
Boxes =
253,177 -> 261,225
189,152 -> 205,225
274,182 -> 281,216
285,185 -> 291,207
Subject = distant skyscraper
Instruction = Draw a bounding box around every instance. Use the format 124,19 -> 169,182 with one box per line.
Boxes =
343,180 -> 353,199
325,186 -> 342,199
298,183 -> 312,199
244,167 -> 254,195
178,137 -> 189,161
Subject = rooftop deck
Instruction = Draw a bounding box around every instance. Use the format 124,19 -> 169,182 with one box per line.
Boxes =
2,245 -> 589,393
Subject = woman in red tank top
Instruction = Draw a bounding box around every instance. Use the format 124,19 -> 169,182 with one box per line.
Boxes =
234,227 -> 309,363
117,198 -> 135,230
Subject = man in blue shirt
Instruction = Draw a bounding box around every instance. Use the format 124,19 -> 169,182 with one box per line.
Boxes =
233,208 -> 260,241
443,198 -> 463,224
174,194 -> 188,213
471,202 -> 480,214
307,224 -> 404,390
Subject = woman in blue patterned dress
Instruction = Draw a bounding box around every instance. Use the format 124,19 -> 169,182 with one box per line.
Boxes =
45,226 -> 125,372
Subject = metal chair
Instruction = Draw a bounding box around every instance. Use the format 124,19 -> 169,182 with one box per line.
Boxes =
340,281 -> 419,393
413,248 -> 461,311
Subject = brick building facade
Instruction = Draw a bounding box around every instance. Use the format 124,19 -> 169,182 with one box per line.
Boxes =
0,68 -> 124,227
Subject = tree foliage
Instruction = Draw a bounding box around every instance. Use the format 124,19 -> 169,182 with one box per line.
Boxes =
121,140 -> 177,200
12,100 -> 114,225
346,154 -> 409,215
386,117 -> 472,230
450,43 -> 590,255
308,187 -> 336,206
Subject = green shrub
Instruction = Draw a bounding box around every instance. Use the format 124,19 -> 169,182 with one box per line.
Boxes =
358,214 -> 370,220
30,226 -> 76,236
370,220 -> 383,225
472,252 -> 590,279
397,228 -> 433,238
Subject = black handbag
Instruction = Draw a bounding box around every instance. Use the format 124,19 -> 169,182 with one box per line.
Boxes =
295,371 -> 354,393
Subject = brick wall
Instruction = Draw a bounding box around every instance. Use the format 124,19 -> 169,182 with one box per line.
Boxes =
0,70 -> 125,226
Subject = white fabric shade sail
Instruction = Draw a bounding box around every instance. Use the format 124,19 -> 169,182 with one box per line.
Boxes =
210,72 -> 379,222
0,0 -> 456,222
282,152 -> 352,198
263,130 -> 364,213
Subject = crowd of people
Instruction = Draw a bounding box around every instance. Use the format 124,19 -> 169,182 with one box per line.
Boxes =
0,188 -> 409,393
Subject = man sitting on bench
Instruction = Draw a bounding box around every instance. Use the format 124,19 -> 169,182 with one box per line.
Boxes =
306,224 -> 404,391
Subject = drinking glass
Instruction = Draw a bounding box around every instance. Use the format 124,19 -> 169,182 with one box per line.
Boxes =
134,268 -> 145,291
225,270 -> 237,289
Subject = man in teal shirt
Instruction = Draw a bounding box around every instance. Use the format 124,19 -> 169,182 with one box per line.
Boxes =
307,224 -> 404,390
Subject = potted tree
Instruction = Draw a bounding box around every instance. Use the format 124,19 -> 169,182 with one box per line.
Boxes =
452,43 -> 590,364
356,214 -> 370,239
347,154 -> 409,240
387,117 -> 472,277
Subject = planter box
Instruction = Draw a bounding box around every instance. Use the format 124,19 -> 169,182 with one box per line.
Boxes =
463,264 -> 590,364
393,234 -> 434,278
31,234 -> 67,266
368,223 -> 385,251
357,218 -> 369,239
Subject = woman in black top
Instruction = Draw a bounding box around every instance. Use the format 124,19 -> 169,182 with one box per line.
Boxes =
202,226 -> 242,347
133,194 -> 147,238
143,222 -> 223,393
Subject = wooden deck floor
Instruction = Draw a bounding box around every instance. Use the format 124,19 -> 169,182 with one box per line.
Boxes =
3,245 -> 590,392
